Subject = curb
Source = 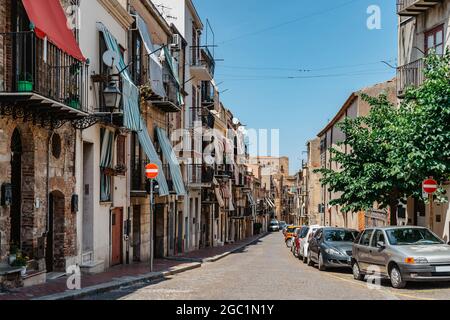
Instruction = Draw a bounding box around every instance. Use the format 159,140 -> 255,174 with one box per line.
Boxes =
34,262 -> 201,301
34,233 -> 267,300
203,233 -> 268,263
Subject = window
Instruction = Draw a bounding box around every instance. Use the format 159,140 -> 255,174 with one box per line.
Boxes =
131,30 -> 142,84
386,228 -> 443,246
116,135 -> 126,168
425,25 -> 444,55
100,128 -> 114,202
359,230 -> 373,246
371,230 -> 385,247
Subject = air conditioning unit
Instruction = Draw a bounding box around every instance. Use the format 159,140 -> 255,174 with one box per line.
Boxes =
171,34 -> 181,51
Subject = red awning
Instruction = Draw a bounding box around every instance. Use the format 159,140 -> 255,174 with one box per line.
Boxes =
22,0 -> 85,61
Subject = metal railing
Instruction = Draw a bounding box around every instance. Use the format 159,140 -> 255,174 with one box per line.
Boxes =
187,164 -> 202,185
190,47 -> 215,76
396,58 -> 425,96
131,160 -> 176,193
397,0 -> 419,12
186,164 -> 215,184
0,31 -> 89,112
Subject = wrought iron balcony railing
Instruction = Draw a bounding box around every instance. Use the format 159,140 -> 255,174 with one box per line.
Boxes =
190,47 -> 215,81
0,31 -> 89,114
396,58 -> 424,97
397,0 -> 442,16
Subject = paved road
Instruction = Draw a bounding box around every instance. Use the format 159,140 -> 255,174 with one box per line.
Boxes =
85,233 -> 450,300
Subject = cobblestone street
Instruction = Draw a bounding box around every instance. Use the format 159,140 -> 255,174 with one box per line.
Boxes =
84,233 -> 450,300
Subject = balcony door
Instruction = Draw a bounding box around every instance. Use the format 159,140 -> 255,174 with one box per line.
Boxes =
12,0 -> 33,91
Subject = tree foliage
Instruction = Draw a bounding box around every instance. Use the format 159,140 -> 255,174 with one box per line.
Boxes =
315,51 -> 450,214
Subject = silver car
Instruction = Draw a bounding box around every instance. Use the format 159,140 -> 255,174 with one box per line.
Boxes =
352,226 -> 450,289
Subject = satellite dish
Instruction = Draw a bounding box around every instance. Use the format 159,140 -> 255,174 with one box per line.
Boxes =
232,117 -> 240,125
204,154 -> 215,165
238,126 -> 247,134
102,50 -> 120,68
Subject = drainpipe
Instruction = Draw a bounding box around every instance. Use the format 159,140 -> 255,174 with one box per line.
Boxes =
45,131 -> 55,235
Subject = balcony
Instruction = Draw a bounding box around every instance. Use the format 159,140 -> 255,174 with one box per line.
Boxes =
396,58 -> 424,97
0,31 -> 90,127
201,81 -> 215,107
190,47 -> 215,81
397,0 -> 442,16
131,161 -> 176,196
214,164 -> 233,180
138,55 -> 182,113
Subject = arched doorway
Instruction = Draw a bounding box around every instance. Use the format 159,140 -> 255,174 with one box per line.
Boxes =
10,129 -> 22,249
46,190 -> 65,272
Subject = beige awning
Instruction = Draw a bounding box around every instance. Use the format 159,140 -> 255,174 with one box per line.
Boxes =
214,178 -> 225,208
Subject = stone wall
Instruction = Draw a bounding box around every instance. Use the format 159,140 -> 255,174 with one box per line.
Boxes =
0,119 -> 77,272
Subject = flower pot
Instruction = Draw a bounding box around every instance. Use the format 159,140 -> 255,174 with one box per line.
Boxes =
68,99 -> 80,109
8,254 -> 17,265
20,266 -> 27,276
18,80 -> 33,92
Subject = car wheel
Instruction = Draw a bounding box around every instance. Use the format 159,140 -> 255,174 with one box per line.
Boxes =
352,262 -> 364,281
318,252 -> 326,271
390,265 -> 407,289
307,251 -> 314,266
302,251 -> 307,263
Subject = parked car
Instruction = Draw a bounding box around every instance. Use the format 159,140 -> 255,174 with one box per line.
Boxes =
352,226 -> 450,289
280,221 -> 288,234
307,227 -> 359,271
293,226 -> 309,257
299,225 -> 322,263
269,220 -> 280,232
285,225 -> 301,248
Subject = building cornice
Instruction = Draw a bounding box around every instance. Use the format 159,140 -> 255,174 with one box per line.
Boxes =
317,93 -> 358,137
97,0 -> 134,30
187,0 -> 204,30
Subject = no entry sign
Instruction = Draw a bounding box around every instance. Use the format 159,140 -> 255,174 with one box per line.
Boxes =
423,179 -> 438,194
145,163 -> 159,179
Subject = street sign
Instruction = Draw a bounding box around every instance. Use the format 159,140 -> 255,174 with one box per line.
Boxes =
145,163 -> 159,179
422,178 -> 438,194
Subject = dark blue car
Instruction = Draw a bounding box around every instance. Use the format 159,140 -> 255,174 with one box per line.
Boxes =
307,227 -> 359,271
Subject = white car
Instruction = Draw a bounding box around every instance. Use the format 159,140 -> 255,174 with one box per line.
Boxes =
299,225 -> 322,263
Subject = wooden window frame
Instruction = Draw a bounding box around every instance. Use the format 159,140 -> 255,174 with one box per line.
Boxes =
116,134 -> 127,169
425,24 -> 444,55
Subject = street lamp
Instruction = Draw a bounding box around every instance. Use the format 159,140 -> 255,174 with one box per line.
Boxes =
103,81 -> 122,112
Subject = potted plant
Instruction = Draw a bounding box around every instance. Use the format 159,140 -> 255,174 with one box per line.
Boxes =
18,72 -> 33,92
11,251 -> 29,276
66,93 -> 80,109
8,243 -> 19,265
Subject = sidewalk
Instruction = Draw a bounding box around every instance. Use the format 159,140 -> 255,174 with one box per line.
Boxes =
0,233 -> 267,300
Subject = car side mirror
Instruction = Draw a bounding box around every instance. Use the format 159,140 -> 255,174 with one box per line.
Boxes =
377,241 -> 386,249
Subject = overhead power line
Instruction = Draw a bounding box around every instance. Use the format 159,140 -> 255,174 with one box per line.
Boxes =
216,59 -> 397,73
218,0 -> 360,45
216,70 -> 395,82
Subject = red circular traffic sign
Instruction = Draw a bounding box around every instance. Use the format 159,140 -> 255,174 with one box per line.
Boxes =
423,179 -> 438,194
145,163 -> 159,179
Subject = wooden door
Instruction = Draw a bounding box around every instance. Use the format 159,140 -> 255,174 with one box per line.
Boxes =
111,208 -> 123,266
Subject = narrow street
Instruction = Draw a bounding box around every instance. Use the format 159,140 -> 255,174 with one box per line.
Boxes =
84,233 -> 450,300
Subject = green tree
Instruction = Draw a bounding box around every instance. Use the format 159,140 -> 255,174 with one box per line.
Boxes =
315,51 -> 450,224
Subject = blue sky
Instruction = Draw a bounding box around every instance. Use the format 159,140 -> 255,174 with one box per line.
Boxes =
194,0 -> 397,174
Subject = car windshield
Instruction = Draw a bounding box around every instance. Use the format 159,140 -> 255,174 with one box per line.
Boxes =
300,227 -> 309,238
324,229 -> 358,242
386,228 -> 443,246
270,221 -> 278,226
287,227 -> 296,233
